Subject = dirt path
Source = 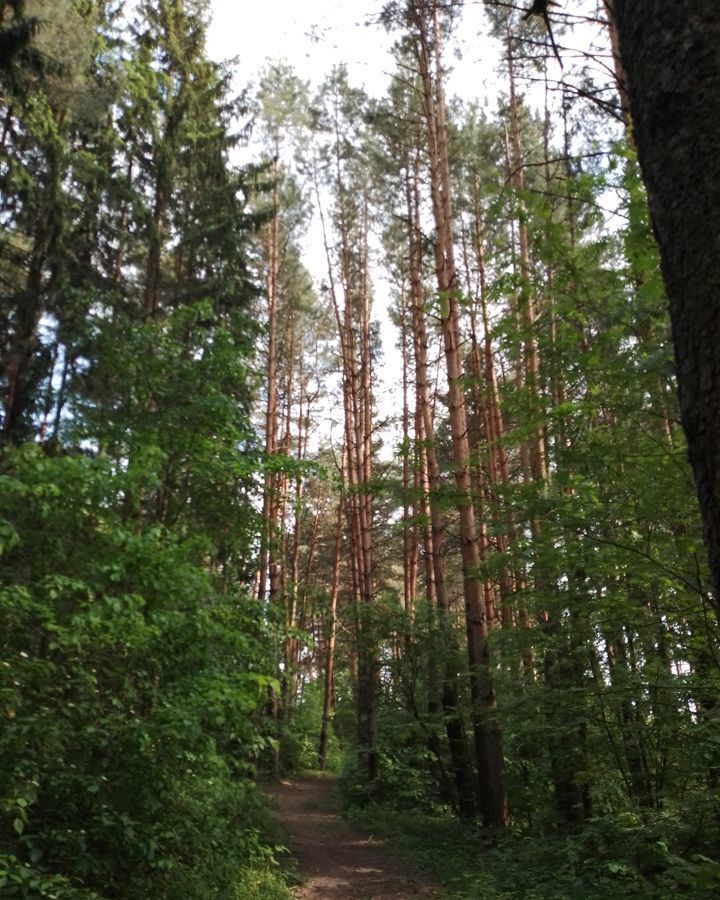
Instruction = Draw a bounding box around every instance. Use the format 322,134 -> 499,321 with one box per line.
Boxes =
266,777 -> 440,899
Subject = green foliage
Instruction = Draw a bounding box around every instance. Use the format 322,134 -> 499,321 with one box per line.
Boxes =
485,144 -> 719,827
339,725 -> 439,812
335,600 -> 464,813
0,445 -> 289,898
280,682 -> 342,774
0,2 -> 293,895
353,71 -> 720,883
3,2 -> 720,896
348,803 -> 720,899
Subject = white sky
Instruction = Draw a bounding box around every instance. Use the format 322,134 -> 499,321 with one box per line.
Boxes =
206,1 -> 394,97
205,0 -> 502,101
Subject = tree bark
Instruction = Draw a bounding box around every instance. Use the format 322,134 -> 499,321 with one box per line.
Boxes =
319,479 -> 344,771
315,146 -> 378,784
610,1 -> 720,617
257,154 -> 281,602
405,152 -> 477,820
411,0 -> 507,828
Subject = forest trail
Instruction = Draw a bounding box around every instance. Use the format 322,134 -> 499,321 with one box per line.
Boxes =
267,777 -> 441,899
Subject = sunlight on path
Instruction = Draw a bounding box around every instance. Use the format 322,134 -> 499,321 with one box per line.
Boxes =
267,777 -> 440,900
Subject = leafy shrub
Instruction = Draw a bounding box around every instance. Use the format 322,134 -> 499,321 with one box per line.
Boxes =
338,704 -> 440,811
280,681 -> 342,774
0,446 -> 290,899
346,802 -> 720,899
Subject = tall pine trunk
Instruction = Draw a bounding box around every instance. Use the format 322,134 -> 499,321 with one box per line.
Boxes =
410,0 -> 507,828
405,153 -> 477,820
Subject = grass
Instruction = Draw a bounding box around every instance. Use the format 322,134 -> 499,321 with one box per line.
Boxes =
345,805 -> 720,899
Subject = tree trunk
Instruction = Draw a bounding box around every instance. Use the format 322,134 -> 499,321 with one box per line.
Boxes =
258,154 -> 281,602
405,152 -> 477,821
319,480 -> 344,771
411,0 -> 507,828
611,1 -> 720,618
315,150 -> 378,785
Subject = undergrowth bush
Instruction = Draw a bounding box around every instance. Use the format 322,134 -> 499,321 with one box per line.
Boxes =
281,681 -> 342,774
346,802 -> 720,899
0,446 -> 291,899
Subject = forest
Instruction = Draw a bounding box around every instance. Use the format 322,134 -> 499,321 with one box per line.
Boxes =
1,0 -> 719,898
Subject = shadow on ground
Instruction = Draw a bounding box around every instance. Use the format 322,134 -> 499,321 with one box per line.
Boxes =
266,777 -> 440,900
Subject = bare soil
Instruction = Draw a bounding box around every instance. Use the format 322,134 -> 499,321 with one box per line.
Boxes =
266,777 -> 440,900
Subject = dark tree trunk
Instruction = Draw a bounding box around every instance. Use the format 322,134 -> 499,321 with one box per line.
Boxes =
611,1 -> 720,617
319,486 -> 343,771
